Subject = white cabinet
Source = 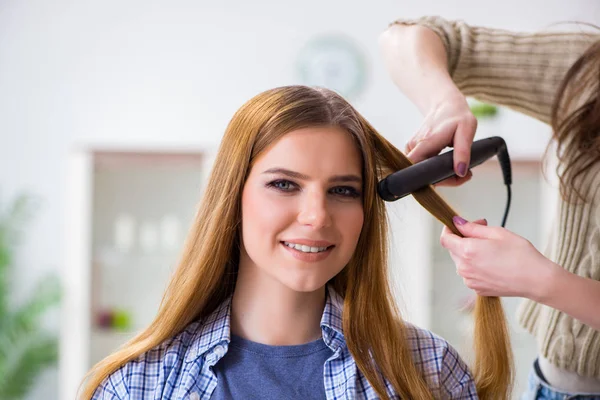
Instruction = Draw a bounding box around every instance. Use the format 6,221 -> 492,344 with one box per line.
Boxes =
61,146 -> 214,400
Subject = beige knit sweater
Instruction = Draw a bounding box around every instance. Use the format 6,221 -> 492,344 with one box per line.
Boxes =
393,16 -> 600,379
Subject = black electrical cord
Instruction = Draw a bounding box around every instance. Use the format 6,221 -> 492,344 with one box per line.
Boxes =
501,184 -> 511,228
496,142 -> 512,228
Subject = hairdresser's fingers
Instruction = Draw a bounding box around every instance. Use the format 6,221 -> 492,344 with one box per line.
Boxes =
405,134 -> 419,155
440,217 -> 484,237
407,122 -> 457,163
439,227 -> 463,252
452,116 -> 478,177
449,251 -> 477,283
405,119 -> 433,155
452,216 -> 502,239
434,170 -> 473,187
448,252 -> 464,275
462,277 -> 485,294
440,218 -> 488,251
405,125 -> 426,154
407,136 -> 448,163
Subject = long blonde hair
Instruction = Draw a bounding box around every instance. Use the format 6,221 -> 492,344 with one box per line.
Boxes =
80,86 -> 513,399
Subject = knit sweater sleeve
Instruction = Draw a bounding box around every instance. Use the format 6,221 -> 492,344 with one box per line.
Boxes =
390,16 -> 599,125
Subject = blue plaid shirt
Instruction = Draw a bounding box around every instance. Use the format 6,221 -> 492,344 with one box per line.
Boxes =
93,288 -> 477,399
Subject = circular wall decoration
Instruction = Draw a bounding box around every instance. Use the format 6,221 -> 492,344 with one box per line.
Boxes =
296,34 -> 367,101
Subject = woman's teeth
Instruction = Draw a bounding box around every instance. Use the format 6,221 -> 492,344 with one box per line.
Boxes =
283,241 -> 329,253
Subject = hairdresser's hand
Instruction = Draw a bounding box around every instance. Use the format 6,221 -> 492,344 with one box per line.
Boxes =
406,92 -> 477,186
440,217 -> 560,300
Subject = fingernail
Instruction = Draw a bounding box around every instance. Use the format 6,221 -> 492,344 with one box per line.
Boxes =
453,216 -> 467,226
457,162 -> 467,177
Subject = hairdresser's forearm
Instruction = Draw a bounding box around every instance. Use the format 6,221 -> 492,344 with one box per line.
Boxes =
534,261 -> 600,331
379,24 -> 461,115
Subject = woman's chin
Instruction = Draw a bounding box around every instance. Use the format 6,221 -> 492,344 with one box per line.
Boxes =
280,276 -> 330,294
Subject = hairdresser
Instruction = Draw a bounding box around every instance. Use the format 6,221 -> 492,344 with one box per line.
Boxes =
379,16 -> 600,399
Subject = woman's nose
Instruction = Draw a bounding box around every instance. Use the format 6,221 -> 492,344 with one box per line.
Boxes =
297,191 -> 332,229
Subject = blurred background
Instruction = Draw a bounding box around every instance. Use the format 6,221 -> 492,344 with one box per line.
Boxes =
1,0 -> 599,399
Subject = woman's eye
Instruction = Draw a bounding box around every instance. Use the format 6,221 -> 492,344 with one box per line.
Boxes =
331,186 -> 361,198
267,179 -> 297,192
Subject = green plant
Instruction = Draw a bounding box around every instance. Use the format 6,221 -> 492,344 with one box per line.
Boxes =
469,100 -> 498,119
0,194 -> 61,399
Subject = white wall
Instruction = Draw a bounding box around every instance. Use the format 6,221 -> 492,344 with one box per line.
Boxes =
1,1 -> 599,398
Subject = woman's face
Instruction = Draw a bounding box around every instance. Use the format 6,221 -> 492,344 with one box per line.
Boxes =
239,126 -> 364,293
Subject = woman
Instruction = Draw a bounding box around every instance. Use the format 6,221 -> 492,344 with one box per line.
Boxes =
379,16 -> 600,399
81,85 -> 509,400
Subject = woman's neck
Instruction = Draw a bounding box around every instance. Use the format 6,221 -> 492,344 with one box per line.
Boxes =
230,265 -> 326,346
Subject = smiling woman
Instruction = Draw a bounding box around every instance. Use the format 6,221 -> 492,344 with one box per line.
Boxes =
238,126 -> 364,299
80,85 -> 507,400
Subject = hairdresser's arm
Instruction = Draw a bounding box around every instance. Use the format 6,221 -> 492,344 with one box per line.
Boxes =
379,23 -> 476,179
542,264 -> 600,331
440,218 -> 600,331
381,16 -> 597,124
378,23 -> 461,117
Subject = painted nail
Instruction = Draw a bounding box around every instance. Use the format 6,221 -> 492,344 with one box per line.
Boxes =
453,216 -> 467,226
457,162 -> 467,177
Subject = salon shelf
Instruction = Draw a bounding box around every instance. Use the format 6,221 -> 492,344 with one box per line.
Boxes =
63,146 -> 216,398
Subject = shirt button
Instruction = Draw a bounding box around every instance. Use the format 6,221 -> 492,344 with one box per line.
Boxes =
214,345 -> 225,356
189,393 -> 200,400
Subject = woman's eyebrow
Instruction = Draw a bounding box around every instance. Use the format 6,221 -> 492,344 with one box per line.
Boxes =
262,167 -> 362,183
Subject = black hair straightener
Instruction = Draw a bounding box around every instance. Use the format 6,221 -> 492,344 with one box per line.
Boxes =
378,136 -> 513,227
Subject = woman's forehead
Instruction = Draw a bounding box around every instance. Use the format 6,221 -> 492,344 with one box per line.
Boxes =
251,127 -> 363,177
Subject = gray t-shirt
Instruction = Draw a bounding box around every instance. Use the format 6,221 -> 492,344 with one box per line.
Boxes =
211,334 -> 333,399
